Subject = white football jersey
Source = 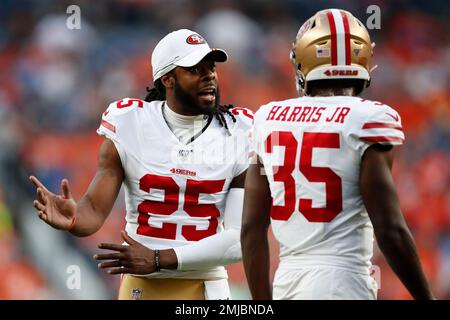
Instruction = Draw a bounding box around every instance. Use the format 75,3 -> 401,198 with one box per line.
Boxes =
253,96 -> 405,274
97,98 -> 253,280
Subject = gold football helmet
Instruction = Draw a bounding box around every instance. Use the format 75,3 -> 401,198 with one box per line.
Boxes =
291,9 -> 375,95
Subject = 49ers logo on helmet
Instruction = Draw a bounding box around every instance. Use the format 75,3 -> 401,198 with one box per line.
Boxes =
296,20 -> 311,39
186,34 -> 206,45
324,70 -> 359,76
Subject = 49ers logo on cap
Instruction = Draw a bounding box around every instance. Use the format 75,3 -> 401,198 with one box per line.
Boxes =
186,34 -> 206,45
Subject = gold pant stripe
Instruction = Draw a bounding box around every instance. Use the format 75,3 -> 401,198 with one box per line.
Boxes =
118,275 -> 206,300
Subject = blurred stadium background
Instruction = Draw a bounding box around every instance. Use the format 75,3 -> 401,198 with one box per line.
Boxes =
0,0 -> 449,299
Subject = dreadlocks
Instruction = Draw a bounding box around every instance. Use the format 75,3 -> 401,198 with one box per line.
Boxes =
212,104 -> 236,135
144,79 -> 166,102
144,82 -> 237,133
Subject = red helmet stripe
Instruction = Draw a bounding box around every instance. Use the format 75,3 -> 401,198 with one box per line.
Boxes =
326,11 -> 338,65
341,11 -> 351,65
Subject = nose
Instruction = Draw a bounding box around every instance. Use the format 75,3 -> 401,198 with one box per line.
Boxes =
201,66 -> 216,81
203,69 -> 216,80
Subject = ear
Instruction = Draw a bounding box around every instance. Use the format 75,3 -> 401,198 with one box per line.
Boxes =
161,73 -> 175,89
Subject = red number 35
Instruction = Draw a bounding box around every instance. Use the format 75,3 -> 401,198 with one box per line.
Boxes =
136,175 -> 225,241
266,131 -> 343,223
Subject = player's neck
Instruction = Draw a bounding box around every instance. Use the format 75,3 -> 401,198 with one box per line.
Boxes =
165,98 -> 189,116
311,87 -> 356,97
163,102 -> 205,126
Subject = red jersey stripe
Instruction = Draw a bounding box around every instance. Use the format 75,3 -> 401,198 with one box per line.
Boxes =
362,122 -> 403,130
101,119 -> 116,133
359,136 -> 404,143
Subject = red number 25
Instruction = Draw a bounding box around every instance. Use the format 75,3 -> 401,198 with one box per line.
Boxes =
136,175 -> 225,241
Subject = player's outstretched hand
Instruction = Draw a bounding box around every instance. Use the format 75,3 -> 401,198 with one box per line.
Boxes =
94,231 -> 156,275
29,175 -> 77,231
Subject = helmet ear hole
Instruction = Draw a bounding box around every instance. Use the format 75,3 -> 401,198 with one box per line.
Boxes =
290,49 -> 296,62
356,19 -> 364,28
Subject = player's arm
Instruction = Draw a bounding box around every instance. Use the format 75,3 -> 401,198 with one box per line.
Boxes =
30,138 -> 124,237
360,144 -> 434,299
69,138 -> 124,236
169,170 -> 247,270
241,156 -> 272,300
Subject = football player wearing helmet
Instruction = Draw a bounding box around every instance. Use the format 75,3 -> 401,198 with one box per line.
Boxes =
241,9 -> 434,300
30,29 -> 253,300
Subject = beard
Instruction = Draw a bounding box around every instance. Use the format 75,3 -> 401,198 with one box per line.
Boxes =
173,79 -> 220,115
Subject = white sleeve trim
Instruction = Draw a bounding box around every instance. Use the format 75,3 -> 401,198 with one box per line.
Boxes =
174,188 -> 244,270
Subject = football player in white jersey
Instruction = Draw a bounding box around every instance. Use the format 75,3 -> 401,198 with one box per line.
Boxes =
241,9 -> 434,300
29,29 -> 253,299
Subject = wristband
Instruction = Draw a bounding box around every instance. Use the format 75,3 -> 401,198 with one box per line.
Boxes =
155,249 -> 161,272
